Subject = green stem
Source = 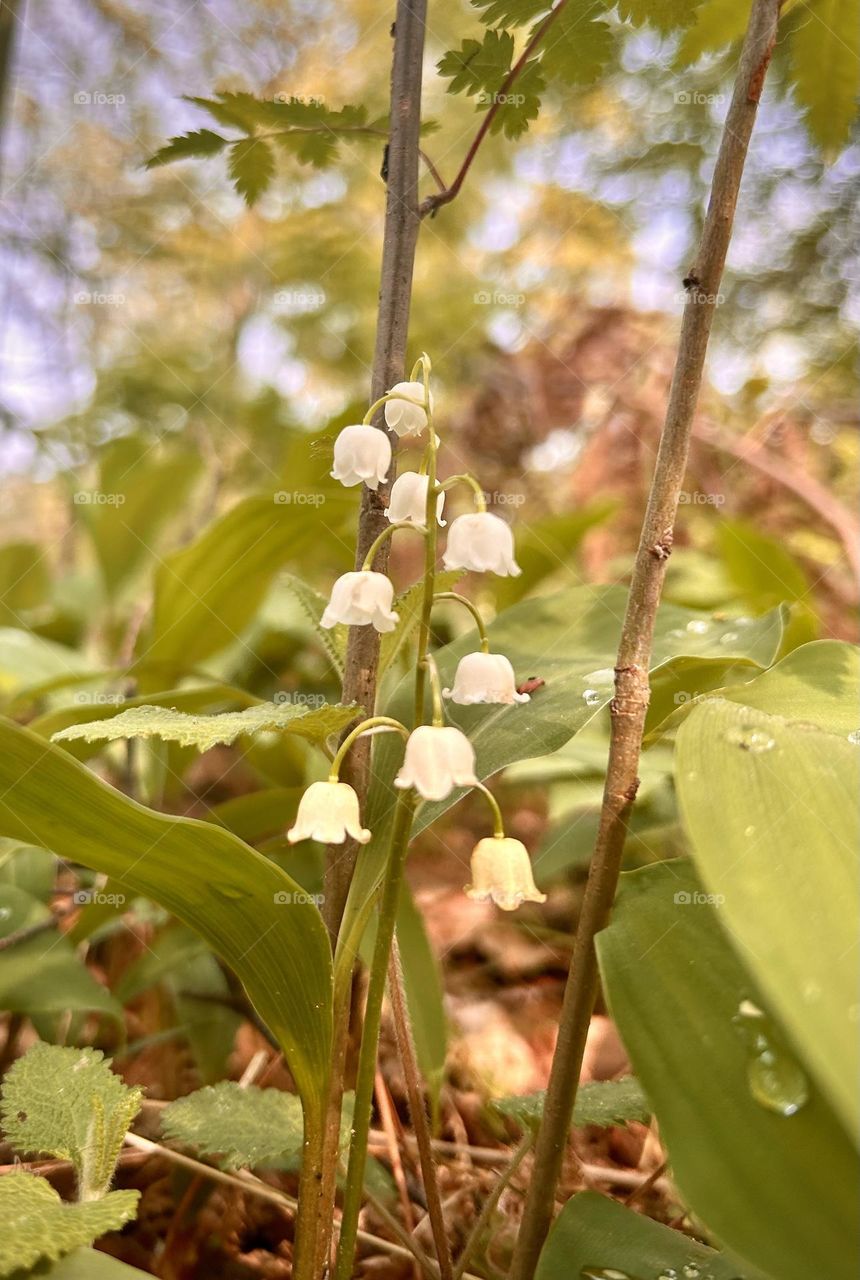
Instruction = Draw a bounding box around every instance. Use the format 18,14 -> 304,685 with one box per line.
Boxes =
362,520 -> 426,570
474,783 -> 505,839
423,654 -> 445,727
292,1108 -> 326,1280
433,591 -> 489,652
413,405 -> 439,727
438,473 -> 486,511
334,790 -> 416,1280
329,715 -> 408,780
363,389 -> 428,425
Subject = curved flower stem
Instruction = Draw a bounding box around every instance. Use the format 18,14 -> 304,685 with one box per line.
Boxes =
474,783 -> 505,839
438,473 -> 487,512
363,390 -> 429,425
422,654 -> 445,727
413,400 -> 440,727
329,715 -> 409,780
508,3 -> 782,1276
362,520 -> 427,570
334,790 -> 417,1280
433,591 -> 490,652
411,351 -> 432,383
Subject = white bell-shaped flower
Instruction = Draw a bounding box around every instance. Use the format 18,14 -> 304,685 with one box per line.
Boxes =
384,472 -> 445,528
394,725 -> 478,801
321,571 -> 399,633
443,513 -> 521,577
287,780 -> 371,846
465,836 -> 547,911
331,424 -> 391,490
443,651 -> 529,705
384,381 -> 432,438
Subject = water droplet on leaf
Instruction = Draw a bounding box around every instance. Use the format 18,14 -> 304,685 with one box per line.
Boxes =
847,729 -> 860,745
686,619 -> 710,635
733,998 -> 809,1117
581,689 -> 602,707
719,631 -> 739,645
726,724 -> 775,753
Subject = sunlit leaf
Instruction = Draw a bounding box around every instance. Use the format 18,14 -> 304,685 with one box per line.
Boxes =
161,1081 -> 304,1170
145,129 -> 228,169
493,1077 -> 651,1129
0,1174 -> 138,1279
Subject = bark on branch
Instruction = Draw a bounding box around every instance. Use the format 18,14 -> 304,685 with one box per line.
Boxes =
508,3 -> 783,1274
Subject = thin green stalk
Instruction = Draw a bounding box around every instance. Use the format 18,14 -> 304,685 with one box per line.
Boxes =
433,591 -> 489,652
414,383 -> 439,727
362,520 -> 427,570
329,715 -> 408,779
454,1134 -> 533,1280
334,790 -> 417,1280
437,473 -> 486,511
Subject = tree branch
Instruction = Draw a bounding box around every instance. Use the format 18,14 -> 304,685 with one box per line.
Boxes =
508,3 -> 783,1275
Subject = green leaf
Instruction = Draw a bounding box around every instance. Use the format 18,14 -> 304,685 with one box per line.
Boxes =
0,1175 -> 138,1278
535,1190 -> 749,1280
37,1247 -> 151,1278
396,889 -> 448,1115
472,0 -> 550,25
1,1043 -> 142,1200
0,886 -> 122,1024
492,1077 -> 651,1130
716,519 -> 816,644
677,694 -> 859,1134
617,0 -> 704,33
0,629 -> 91,701
183,92 -> 261,131
718,638 -> 860,736
790,0 -> 860,152
675,0 -> 751,65
380,570 -> 464,676
597,861 -> 860,1280
228,137 -> 275,204
145,128 -> 228,169
537,4 -> 614,87
438,30 -> 515,97
161,1081 -> 304,1170
274,129 -> 338,169
0,720 -> 333,1129
51,699 -> 359,751
136,495 -> 318,684
0,541 -> 49,623
337,585 -> 784,987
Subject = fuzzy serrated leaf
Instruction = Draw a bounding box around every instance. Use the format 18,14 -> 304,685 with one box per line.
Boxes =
490,57 -> 545,138
274,129 -> 339,169
537,4 -> 614,86
51,700 -> 360,751
228,137 -> 275,204
0,1173 -> 138,1278
283,573 -> 347,676
492,1077 -> 651,1130
1,1044 -> 142,1200
161,1082 -> 304,1170
145,129 -> 228,169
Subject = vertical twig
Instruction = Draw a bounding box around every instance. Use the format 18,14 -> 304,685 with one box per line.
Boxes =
389,937 -> 455,1280
508,3 -> 782,1275
325,0 -> 428,939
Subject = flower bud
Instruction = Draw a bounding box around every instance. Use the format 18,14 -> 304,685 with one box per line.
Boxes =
384,381 -> 432,438
384,472 -> 445,528
321,571 -> 399,633
465,836 -> 546,911
443,513 -> 521,577
287,780 -> 370,845
331,424 -> 391,490
443,651 -> 529,705
394,725 -> 478,801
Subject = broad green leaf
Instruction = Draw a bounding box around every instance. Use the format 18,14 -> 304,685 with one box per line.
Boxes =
0,840 -> 55,900
790,0 -> 860,152
0,541 -> 49,623
135,495 -> 320,683
718,638 -> 860,736
0,629 -> 91,700
597,861 -> 860,1280
228,137 -> 275,204
145,128 -> 229,168
536,1190 -> 750,1280
161,1081 -> 304,1170
716,519 -> 816,645
208,786 -> 302,842
51,698 -> 359,751
0,886 -> 122,1024
76,435 -> 203,593
0,720 -> 333,1127
676,0 -> 751,65
1,1043 -> 142,1200
380,570 -> 463,676
0,1174 -> 138,1278
337,586 -> 784,985
396,888 -> 448,1114
493,1077 -> 651,1130
677,695 -> 859,1133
